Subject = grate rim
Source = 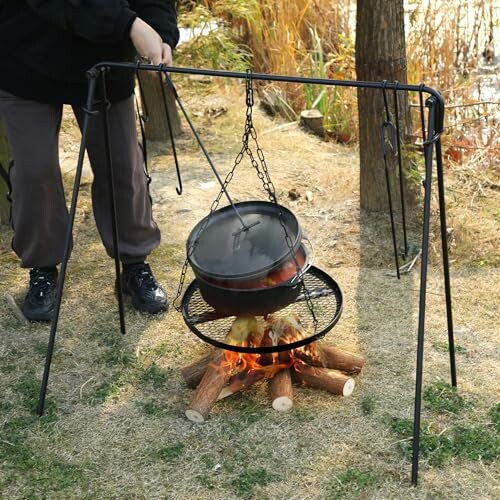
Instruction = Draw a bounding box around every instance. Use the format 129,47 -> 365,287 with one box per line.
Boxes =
181,266 -> 343,353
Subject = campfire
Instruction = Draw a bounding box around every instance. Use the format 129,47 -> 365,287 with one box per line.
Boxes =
182,314 -> 365,422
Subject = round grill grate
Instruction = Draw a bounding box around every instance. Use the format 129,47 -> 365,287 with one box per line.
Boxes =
181,266 -> 343,353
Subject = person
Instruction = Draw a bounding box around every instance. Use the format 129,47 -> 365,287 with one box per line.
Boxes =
0,1 -> 179,321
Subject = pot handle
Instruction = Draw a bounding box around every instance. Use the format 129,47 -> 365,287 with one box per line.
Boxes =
290,235 -> 314,284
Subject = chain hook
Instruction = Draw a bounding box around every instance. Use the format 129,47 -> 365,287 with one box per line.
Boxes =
245,69 -> 254,107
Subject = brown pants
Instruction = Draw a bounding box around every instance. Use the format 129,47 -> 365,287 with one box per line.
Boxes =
0,89 -> 160,268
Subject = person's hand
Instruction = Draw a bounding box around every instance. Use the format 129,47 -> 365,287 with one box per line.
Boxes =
161,43 -> 173,67
130,17 -> 172,66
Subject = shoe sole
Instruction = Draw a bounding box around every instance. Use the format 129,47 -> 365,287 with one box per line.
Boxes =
21,307 -> 53,322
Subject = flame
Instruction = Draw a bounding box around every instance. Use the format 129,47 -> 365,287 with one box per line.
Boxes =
217,314 -> 305,379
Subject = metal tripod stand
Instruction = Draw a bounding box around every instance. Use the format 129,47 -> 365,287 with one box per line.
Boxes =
36,62 -> 456,487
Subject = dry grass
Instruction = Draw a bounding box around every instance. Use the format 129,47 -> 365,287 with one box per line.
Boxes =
0,82 -> 498,499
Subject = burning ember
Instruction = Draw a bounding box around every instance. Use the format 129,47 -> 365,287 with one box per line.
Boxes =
183,314 -> 365,423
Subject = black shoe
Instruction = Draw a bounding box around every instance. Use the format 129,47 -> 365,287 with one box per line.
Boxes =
121,262 -> 168,314
22,267 -> 58,322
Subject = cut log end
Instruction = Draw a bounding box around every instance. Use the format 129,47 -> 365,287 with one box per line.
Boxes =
185,409 -> 205,423
294,364 -> 355,396
342,377 -> 355,396
272,396 -> 293,412
299,109 -> 325,137
269,368 -> 293,411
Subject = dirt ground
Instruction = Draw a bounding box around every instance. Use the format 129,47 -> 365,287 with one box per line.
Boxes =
0,80 -> 498,499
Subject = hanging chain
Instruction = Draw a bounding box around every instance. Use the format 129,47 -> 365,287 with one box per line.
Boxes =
242,73 -> 277,203
173,79 -> 252,311
172,131 -> 247,311
240,71 -> 317,329
174,70 -> 318,331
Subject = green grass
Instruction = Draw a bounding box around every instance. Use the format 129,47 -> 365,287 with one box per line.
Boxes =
98,346 -> 134,366
360,394 -> 376,415
489,403 -> 500,433
83,361 -> 170,406
387,416 -> 499,466
85,378 -> 122,405
0,408 -> 90,495
33,341 -> 48,356
432,340 -> 467,354
386,381 -> 499,466
136,362 -> 170,389
423,380 -> 471,414
13,373 -> 58,417
230,467 -> 277,498
134,399 -> 167,417
141,342 -> 183,359
326,468 -> 376,499
151,443 -> 186,463
221,396 -> 266,430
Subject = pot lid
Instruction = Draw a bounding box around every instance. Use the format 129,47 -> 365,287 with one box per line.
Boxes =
187,201 -> 302,279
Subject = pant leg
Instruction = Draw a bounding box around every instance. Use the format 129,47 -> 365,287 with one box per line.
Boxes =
73,96 -> 160,263
0,89 -> 69,268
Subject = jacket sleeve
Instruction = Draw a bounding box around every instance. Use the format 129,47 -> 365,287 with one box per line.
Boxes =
132,0 -> 179,49
24,1 -> 137,42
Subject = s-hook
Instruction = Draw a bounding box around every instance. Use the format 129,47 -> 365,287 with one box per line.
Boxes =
381,81 -> 401,279
158,64 -> 183,195
135,62 -> 151,188
392,81 -> 409,258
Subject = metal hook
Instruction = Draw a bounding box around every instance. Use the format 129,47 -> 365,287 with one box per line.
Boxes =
392,80 -> 409,258
379,120 -> 397,156
245,69 -> 254,107
159,69 -> 183,195
135,61 -> 150,123
164,74 -> 249,229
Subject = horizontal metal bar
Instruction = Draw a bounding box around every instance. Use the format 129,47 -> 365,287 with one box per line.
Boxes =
90,62 -> 445,132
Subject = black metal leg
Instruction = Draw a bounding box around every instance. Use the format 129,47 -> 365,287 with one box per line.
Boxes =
411,99 -> 437,485
37,74 -> 99,416
435,140 -> 457,387
100,70 -> 126,335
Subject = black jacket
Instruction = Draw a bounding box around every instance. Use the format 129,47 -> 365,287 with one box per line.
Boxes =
0,1 -> 179,104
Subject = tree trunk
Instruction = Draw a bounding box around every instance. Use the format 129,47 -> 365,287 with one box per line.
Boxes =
137,71 -> 181,143
0,119 -> 11,225
355,0 -> 412,211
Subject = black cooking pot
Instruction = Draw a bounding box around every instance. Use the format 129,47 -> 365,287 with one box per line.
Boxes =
195,273 -> 304,315
187,201 -> 303,284
186,200 -> 309,314
195,240 -> 312,315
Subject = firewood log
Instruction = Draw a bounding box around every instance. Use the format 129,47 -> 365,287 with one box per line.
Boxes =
294,343 -> 365,374
217,369 -> 266,400
258,326 -> 275,366
259,314 -> 303,365
269,368 -> 293,411
185,351 -> 231,422
185,316 -> 258,422
225,315 -> 259,346
181,351 -> 218,389
294,363 -> 355,396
